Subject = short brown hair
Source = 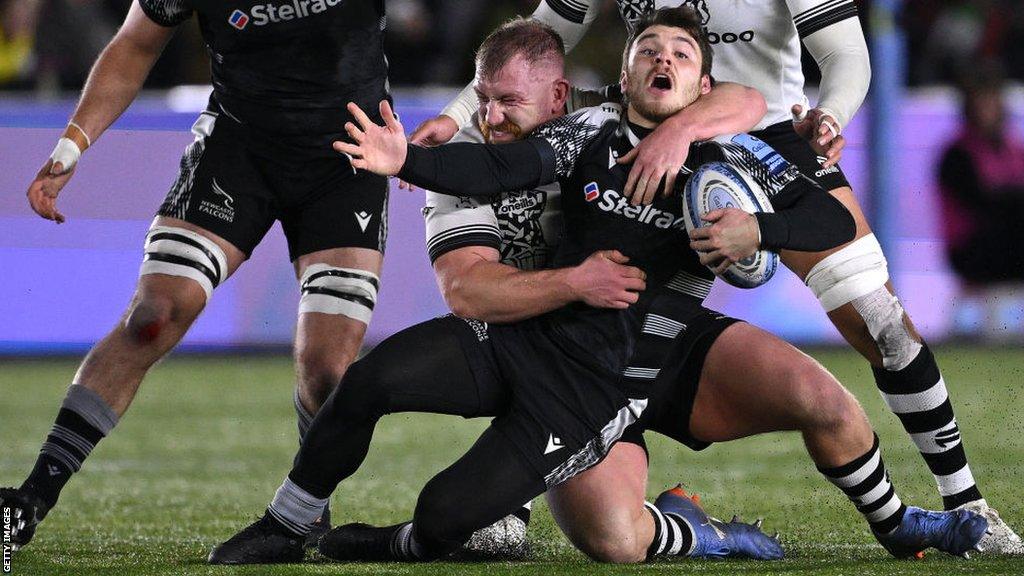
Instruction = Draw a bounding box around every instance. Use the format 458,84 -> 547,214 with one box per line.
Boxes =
622,7 -> 713,78
475,18 -> 566,81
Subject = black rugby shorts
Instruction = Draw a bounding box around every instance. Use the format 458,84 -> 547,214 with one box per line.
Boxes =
751,120 -> 851,192
157,110 -> 388,260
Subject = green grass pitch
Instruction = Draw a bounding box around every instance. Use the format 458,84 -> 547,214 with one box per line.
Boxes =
2,347 -> 1023,575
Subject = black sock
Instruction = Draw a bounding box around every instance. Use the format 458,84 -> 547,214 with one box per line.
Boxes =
22,386 -> 118,509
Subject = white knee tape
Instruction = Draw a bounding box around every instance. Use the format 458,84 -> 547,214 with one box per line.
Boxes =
140,226 -> 228,300
299,264 -> 379,325
851,287 -> 922,371
804,234 -> 889,312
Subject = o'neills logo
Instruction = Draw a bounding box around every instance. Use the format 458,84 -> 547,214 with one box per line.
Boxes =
228,0 -> 345,30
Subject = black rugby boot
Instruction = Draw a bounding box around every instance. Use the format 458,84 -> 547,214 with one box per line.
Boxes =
208,512 -> 305,565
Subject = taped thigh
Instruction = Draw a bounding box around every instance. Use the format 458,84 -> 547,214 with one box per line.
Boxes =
804,234 -> 920,369
299,263 -> 379,325
139,225 -> 228,300
803,234 -> 889,312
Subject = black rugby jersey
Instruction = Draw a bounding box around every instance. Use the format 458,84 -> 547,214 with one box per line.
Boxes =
401,102 -> 852,287
140,0 -> 388,140
399,102 -> 854,375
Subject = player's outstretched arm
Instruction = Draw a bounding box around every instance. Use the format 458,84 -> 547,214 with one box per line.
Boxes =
621,82 -> 767,205
435,247 -> 646,323
26,0 -> 176,223
787,0 -> 871,167
336,101 -> 557,198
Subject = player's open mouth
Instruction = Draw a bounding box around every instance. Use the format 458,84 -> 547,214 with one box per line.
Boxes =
649,73 -> 672,92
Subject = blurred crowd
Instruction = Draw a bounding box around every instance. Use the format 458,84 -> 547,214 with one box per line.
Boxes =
0,0 -> 629,91
4,0 -> 1023,92
903,0 -> 1024,86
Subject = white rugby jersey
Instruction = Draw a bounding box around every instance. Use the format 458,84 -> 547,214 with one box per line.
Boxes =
424,87 -> 608,270
443,0 -> 869,132
423,129 -> 562,270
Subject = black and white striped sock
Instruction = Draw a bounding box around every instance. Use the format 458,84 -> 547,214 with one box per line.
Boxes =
393,522 -> 426,560
23,385 -> 119,508
818,435 -> 907,534
267,477 -> 330,537
873,344 -> 982,509
644,501 -> 695,559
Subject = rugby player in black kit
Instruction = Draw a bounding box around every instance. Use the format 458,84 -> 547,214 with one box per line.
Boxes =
211,7 -> 987,565
3,0 -> 505,555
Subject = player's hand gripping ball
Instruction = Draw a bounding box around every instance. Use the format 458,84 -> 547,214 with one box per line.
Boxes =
683,161 -> 778,288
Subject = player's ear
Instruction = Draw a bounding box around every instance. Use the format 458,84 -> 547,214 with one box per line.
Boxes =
552,78 -> 570,113
619,69 -> 629,96
700,75 -> 712,96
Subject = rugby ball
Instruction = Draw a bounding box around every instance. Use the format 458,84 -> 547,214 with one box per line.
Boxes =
682,161 -> 778,289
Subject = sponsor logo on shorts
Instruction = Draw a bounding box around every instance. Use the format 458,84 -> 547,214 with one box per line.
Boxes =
584,182 -> 600,202
354,211 -> 373,233
814,155 -> 840,178
199,179 -> 236,223
227,0 -> 345,30
544,434 -> 565,455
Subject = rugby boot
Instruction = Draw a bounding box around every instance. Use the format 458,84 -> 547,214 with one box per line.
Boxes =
874,505 -> 988,558
304,503 -> 331,549
653,485 -> 784,560
0,487 -> 49,551
956,500 -> 1024,555
207,512 -> 304,564
318,522 -> 408,561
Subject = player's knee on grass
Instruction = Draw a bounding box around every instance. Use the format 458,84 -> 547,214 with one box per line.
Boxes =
412,476 -> 477,559
576,528 -> 648,564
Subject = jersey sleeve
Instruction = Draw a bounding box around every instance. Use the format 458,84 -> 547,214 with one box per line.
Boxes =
530,0 -> 602,52
786,0 -> 870,130
421,119 -> 503,262
423,192 -> 501,263
138,0 -> 193,27
532,103 -> 622,178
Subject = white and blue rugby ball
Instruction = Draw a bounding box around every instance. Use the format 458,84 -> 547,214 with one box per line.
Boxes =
683,161 -> 778,289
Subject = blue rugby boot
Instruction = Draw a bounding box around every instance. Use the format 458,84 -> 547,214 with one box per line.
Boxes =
874,505 -> 989,558
653,485 -> 784,560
